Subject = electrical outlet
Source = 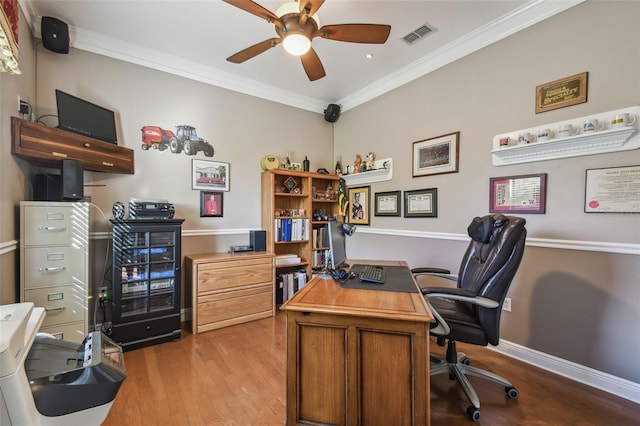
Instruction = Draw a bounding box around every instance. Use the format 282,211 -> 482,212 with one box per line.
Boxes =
503,297 -> 512,312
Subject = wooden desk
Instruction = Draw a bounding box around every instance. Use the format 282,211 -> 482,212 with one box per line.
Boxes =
281,260 -> 433,426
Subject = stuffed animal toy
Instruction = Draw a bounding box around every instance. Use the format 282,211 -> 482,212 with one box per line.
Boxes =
353,154 -> 363,174
365,152 -> 375,171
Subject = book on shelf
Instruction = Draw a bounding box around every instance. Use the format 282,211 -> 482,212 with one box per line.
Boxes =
274,218 -> 309,242
275,254 -> 301,266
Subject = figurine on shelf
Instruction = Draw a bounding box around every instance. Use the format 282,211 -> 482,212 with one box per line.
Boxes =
353,154 -> 363,174
365,152 -> 375,171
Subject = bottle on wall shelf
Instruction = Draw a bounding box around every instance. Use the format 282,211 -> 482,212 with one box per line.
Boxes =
303,156 -> 310,172
335,156 -> 342,175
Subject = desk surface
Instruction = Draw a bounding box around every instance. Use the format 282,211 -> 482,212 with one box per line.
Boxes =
281,259 -> 433,323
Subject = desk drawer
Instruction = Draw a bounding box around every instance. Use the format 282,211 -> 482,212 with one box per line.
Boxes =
22,246 -> 86,288
198,283 -> 272,325
24,284 -> 87,327
22,204 -> 88,247
198,259 -> 273,293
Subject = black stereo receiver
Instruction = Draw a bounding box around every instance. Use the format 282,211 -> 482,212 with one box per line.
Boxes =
128,199 -> 174,219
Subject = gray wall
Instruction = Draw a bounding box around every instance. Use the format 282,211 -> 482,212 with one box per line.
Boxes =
336,1 -> 640,383
1,1 -> 638,388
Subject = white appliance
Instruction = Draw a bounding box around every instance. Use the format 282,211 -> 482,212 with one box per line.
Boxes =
0,303 -> 125,425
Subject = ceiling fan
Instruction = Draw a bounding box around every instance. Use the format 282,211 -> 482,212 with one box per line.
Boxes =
222,0 -> 391,81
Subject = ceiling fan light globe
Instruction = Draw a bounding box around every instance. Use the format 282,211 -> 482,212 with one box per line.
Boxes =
283,34 -> 311,56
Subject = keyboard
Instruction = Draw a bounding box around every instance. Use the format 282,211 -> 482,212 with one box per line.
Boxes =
358,265 -> 385,284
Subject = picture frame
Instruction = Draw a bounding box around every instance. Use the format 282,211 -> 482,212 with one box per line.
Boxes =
412,131 -> 460,177
374,191 -> 401,217
490,173 -> 547,214
585,165 -> 640,213
404,188 -> 438,218
200,191 -> 223,217
348,186 -> 370,225
536,71 -> 588,114
192,159 -> 230,191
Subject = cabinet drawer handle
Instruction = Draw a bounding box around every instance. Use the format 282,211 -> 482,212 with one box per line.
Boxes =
52,152 -> 68,158
45,306 -> 66,313
39,226 -> 67,232
84,143 -> 91,148
41,266 -> 67,272
102,161 -> 114,167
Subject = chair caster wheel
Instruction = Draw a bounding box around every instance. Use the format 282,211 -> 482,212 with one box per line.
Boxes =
448,373 -> 455,381
461,356 -> 471,365
466,406 -> 480,421
506,386 -> 519,399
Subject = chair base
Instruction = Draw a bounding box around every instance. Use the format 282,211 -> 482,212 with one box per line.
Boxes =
431,340 -> 518,421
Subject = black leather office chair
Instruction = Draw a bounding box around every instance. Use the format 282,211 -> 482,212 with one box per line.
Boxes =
412,214 -> 527,421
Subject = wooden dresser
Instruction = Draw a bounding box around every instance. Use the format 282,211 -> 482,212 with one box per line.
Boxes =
185,252 -> 275,334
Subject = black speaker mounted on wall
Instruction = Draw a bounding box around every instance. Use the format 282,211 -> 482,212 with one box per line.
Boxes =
41,16 -> 70,54
324,104 -> 341,123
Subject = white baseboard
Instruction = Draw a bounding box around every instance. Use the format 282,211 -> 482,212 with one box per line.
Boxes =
493,339 -> 640,404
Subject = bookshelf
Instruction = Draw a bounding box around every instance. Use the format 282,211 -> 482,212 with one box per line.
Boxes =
261,169 -> 341,302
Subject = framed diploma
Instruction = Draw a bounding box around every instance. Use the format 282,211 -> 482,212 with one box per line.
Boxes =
490,173 -> 547,214
374,191 -> 401,216
585,165 -> 640,213
404,188 -> 438,218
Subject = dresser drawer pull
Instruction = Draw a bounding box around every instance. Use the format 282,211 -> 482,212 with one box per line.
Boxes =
39,226 -> 67,232
45,306 -> 66,313
102,161 -> 114,167
41,266 -> 67,272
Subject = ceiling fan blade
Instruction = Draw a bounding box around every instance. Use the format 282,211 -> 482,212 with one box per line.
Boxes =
227,38 -> 281,63
223,0 -> 279,22
316,24 -> 391,44
300,48 -> 326,81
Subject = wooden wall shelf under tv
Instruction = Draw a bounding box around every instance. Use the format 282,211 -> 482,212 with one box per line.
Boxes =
11,116 -> 134,174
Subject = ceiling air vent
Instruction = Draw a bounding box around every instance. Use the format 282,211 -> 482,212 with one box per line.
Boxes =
402,24 -> 433,45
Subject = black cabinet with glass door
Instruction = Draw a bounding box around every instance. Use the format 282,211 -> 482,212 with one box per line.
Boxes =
110,219 -> 184,351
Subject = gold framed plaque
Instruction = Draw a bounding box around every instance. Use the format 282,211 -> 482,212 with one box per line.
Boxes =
536,72 -> 588,114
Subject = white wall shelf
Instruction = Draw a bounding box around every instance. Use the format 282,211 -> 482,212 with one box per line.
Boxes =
341,158 -> 392,186
492,106 -> 639,166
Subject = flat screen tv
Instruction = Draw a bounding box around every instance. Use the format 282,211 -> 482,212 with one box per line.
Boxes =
327,220 -> 348,270
55,89 -> 117,144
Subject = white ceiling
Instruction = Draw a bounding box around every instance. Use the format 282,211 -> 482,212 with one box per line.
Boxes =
19,0 -> 582,113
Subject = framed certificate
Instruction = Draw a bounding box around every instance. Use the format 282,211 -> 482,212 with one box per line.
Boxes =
404,188 -> 438,218
585,165 -> 640,213
490,173 -> 546,214
374,191 -> 401,216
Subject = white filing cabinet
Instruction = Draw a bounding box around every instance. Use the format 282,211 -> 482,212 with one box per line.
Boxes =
20,201 -> 89,343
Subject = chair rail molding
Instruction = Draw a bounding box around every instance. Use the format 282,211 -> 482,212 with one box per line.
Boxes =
353,227 -> 640,255
0,240 -> 18,256
492,106 -> 640,166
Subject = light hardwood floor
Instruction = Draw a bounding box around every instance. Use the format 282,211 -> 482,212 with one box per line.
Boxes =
102,311 -> 640,425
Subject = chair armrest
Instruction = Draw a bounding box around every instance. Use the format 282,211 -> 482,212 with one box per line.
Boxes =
411,267 -> 451,275
411,267 -> 456,283
421,287 -> 499,336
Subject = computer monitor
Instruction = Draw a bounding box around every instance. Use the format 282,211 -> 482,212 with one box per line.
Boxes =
327,220 -> 348,270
